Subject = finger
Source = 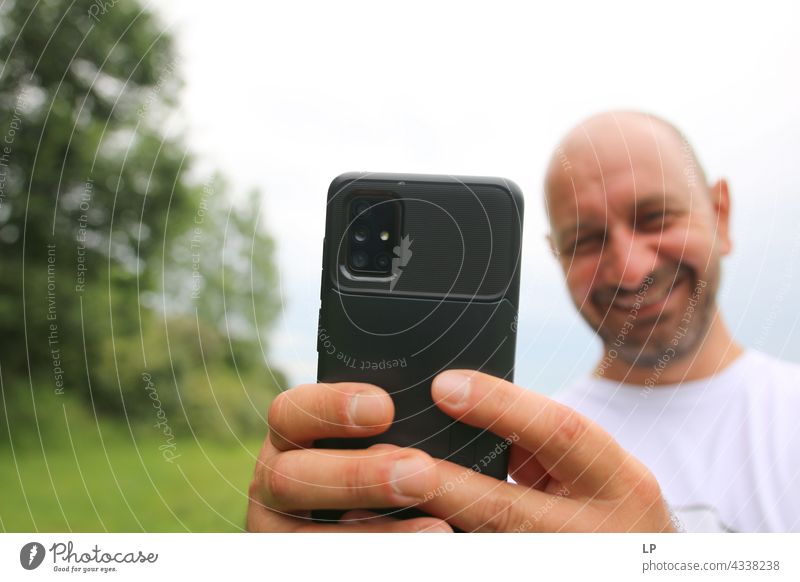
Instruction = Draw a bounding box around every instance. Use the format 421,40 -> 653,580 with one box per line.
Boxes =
245,502 -> 297,532
508,444 -> 550,491
419,459 -> 577,532
340,509 -> 393,523
431,370 -> 637,497
368,443 -> 401,452
259,447 -> 440,511
246,504 -> 451,533
296,516 -> 453,533
268,382 -> 393,451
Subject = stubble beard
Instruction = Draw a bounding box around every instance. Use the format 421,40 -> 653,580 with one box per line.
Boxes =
591,262 -> 720,370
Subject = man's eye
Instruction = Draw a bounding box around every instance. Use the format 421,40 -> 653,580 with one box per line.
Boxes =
568,233 -> 604,254
634,212 -> 666,231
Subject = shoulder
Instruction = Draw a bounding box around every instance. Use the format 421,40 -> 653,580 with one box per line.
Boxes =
719,350 -> 800,427
739,350 -> 800,396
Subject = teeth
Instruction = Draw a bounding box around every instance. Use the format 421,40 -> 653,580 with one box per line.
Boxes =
641,285 -> 669,306
610,276 -> 683,310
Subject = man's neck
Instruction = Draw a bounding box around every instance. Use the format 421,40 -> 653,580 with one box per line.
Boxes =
594,311 -> 745,386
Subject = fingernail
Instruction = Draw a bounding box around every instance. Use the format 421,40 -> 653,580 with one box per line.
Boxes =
391,456 -> 431,499
432,371 -> 471,407
348,391 -> 387,427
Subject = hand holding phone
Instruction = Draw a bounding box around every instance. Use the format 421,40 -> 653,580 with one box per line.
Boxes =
246,370 -> 676,532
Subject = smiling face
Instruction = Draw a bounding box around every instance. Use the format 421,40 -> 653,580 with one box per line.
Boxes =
545,112 -> 732,366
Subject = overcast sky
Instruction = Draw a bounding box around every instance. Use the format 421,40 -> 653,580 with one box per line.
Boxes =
154,0 -> 800,391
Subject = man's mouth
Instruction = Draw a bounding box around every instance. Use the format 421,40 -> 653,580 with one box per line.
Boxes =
599,268 -> 692,317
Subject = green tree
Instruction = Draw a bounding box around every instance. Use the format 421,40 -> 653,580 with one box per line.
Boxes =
0,0 -> 284,442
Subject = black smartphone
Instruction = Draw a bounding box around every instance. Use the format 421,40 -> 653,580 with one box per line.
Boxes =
313,172 -> 524,522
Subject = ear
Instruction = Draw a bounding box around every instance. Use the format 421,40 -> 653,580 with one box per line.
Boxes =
709,178 -> 732,255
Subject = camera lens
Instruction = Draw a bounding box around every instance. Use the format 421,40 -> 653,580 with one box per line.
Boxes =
351,250 -> 369,269
353,224 -> 369,243
353,200 -> 370,216
375,253 -> 390,270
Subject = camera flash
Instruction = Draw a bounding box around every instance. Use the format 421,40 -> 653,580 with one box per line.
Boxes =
379,230 -> 390,241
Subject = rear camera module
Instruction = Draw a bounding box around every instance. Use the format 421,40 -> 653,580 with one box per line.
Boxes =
347,195 -> 401,275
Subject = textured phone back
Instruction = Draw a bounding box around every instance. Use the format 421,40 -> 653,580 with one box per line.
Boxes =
315,172 -> 524,503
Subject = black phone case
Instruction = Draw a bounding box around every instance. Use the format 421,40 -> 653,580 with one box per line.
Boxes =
313,172 -> 524,523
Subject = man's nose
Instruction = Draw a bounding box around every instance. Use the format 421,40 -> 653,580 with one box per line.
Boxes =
599,227 -> 657,290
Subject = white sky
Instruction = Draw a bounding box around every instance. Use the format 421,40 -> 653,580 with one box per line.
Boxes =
154,0 -> 800,391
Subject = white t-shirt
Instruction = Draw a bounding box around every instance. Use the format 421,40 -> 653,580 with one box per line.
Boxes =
553,349 -> 800,532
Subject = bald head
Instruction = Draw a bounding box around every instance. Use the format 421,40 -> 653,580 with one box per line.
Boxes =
542,110 -> 732,370
545,110 -> 708,219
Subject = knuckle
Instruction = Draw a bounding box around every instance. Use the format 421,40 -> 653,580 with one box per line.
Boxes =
268,391 -> 290,432
629,468 -> 663,506
341,456 -> 381,504
264,454 -> 293,507
475,492 -> 521,533
248,454 -> 270,504
611,464 -> 672,531
551,404 -> 590,447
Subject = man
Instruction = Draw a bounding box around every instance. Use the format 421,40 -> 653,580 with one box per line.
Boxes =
545,111 -> 800,532
246,111 -> 800,532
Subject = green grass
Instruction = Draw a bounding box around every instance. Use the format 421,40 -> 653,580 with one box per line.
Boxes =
0,402 -> 264,532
